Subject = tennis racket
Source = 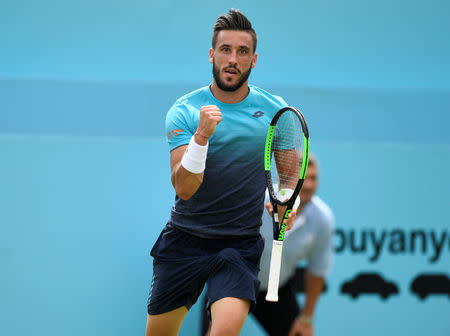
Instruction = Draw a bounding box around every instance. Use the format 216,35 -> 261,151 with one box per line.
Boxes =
264,106 -> 310,302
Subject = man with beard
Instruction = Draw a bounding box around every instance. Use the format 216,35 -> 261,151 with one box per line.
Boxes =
146,9 -> 292,336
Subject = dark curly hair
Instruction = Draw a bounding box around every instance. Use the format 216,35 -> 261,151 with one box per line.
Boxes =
212,9 -> 257,52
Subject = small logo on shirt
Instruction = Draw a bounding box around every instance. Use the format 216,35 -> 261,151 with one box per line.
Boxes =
167,129 -> 183,140
252,111 -> 264,118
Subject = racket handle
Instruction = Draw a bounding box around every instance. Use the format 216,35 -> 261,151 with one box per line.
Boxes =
265,240 -> 283,302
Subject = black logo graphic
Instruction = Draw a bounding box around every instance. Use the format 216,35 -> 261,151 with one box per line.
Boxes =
341,272 -> 399,300
252,111 -> 264,118
410,273 -> 450,300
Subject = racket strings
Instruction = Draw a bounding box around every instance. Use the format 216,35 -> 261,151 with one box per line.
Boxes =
270,112 -> 305,201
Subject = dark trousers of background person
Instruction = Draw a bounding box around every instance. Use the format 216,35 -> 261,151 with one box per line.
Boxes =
201,268 -> 306,336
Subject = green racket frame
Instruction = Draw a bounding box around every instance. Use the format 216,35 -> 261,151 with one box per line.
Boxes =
264,106 -> 310,241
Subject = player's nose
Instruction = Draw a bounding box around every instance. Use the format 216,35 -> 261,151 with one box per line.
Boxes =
228,50 -> 238,64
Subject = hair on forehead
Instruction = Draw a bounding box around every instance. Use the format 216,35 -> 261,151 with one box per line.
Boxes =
212,9 -> 257,52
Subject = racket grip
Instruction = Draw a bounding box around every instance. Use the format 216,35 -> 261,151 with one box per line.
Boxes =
265,240 -> 283,302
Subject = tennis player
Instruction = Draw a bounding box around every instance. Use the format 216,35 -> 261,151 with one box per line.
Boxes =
146,9 -> 295,336
201,154 -> 334,336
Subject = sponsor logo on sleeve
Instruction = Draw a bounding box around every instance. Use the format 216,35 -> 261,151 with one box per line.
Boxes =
167,129 -> 183,139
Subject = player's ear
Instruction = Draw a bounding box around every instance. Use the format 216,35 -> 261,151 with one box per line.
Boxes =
251,53 -> 258,68
209,48 -> 214,64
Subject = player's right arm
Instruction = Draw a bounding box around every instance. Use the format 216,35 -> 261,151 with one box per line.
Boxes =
170,105 -> 221,200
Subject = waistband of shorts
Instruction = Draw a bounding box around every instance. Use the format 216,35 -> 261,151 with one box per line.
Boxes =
167,221 -> 262,242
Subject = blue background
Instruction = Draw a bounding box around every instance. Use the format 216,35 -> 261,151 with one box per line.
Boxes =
1,0 -> 449,335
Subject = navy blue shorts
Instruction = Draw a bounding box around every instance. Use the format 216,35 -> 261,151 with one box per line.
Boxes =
147,223 -> 264,315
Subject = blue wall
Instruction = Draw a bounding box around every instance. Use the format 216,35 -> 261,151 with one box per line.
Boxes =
2,0 -> 450,89
1,0 -> 449,335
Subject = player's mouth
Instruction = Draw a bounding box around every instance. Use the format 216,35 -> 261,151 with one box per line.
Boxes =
224,67 -> 240,76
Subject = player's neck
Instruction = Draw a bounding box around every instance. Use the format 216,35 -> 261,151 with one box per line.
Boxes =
210,81 -> 250,104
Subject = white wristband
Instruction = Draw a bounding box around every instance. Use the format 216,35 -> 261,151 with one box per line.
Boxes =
181,135 -> 209,174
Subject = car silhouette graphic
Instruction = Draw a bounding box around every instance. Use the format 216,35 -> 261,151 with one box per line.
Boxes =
410,273 -> 450,300
341,272 -> 399,300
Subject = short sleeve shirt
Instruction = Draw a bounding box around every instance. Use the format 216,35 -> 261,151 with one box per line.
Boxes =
165,85 -> 287,238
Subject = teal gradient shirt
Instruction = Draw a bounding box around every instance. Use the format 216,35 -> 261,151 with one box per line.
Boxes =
165,85 -> 287,238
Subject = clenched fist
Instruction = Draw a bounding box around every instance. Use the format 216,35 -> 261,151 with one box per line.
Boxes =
195,105 -> 222,145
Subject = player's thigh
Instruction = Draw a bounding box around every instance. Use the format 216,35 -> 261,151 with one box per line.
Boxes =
146,306 -> 188,336
209,297 -> 250,336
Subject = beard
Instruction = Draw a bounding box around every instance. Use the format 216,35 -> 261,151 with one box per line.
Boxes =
212,60 -> 252,92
